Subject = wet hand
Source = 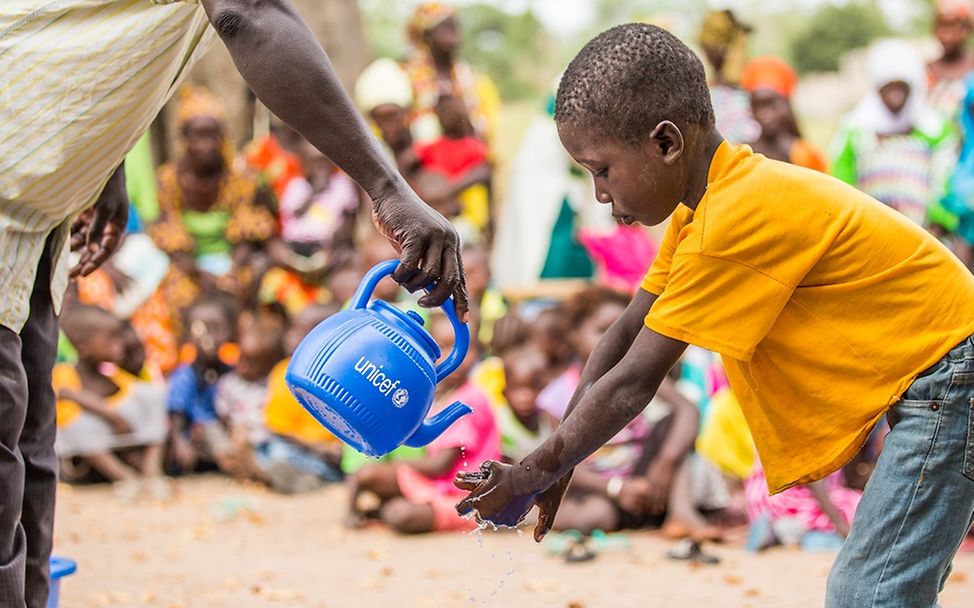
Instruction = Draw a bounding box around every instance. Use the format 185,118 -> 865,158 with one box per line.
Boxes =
455,461 -> 571,542
370,185 -> 468,320
70,165 -> 128,278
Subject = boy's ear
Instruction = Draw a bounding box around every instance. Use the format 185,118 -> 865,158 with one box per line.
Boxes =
649,121 -> 684,165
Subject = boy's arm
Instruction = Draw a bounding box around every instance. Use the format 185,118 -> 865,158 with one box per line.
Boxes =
456,325 -> 687,539
566,288 -> 657,420
200,0 -> 466,313
59,388 -> 131,433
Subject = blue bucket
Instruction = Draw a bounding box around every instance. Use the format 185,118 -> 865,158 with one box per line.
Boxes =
48,557 -> 77,608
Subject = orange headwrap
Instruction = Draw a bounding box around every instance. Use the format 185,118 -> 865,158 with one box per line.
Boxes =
176,84 -> 226,127
407,2 -> 456,46
741,56 -> 799,99
936,0 -> 973,22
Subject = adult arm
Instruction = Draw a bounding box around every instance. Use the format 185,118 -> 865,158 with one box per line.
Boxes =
200,0 -> 466,314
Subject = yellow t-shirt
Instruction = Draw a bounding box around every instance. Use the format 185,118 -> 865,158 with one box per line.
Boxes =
53,364 -> 135,428
695,387 -> 755,480
642,141 -> 974,494
265,359 -> 337,446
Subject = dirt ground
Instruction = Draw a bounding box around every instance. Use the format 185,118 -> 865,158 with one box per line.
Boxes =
53,476 -> 973,608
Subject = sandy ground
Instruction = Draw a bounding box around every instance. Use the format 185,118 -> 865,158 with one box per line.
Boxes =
53,476 -> 973,608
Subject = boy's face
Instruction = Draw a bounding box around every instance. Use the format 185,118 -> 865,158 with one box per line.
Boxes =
935,15 -> 971,54
461,247 -> 489,298
750,89 -> 791,137
188,304 -> 232,360
80,317 -> 125,364
571,301 -> 625,363
120,324 -> 146,374
426,17 -> 461,60
503,349 -> 550,420
879,81 -> 911,116
370,104 -> 413,151
182,117 -> 224,174
558,123 -> 687,227
236,334 -> 278,382
434,95 -> 472,137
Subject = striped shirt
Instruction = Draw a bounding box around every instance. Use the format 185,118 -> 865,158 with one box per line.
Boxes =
0,0 -> 214,331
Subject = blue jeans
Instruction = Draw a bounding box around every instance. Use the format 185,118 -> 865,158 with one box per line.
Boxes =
826,336 -> 974,607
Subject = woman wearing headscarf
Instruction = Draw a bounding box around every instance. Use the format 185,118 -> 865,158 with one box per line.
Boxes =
402,3 -> 500,146
928,0 -> 974,120
831,40 -> 955,226
740,56 -> 828,171
149,85 -> 277,331
699,9 -> 760,145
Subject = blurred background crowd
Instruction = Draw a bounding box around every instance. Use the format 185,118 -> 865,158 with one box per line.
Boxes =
54,0 -> 974,561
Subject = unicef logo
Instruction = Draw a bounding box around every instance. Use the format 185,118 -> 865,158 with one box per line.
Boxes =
392,388 -> 410,408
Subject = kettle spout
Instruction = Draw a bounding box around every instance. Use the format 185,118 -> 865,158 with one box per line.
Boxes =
403,401 -> 472,448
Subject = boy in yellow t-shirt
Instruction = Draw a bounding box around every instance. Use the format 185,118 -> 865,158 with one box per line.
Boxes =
456,24 -> 974,607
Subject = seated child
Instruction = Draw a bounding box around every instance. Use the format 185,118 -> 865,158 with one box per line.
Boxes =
496,344 -> 557,464
527,305 -> 573,377
536,287 -> 707,537
166,296 -> 237,474
55,305 -> 168,499
745,456 -> 861,550
260,304 -> 345,493
347,311 -> 500,533
399,94 -> 493,237
461,242 -> 507,351
212,319 -> 285,481
262,137 -> 361,315
701,388 -> 862,548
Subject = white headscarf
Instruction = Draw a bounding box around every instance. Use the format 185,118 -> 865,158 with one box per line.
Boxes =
354,58 -> 414,113
849,39 -> 943,138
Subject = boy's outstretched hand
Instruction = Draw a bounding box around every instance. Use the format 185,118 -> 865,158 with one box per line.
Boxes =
454,461 -> 572,542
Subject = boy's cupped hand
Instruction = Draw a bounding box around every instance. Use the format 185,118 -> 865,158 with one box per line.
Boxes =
454,460 -> 572,543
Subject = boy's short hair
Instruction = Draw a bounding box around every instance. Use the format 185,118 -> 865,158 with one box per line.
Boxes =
555,23 -> 715,145
60,303 -> 118,346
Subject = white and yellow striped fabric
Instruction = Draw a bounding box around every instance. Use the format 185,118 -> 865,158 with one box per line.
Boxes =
0,0 -> 214,331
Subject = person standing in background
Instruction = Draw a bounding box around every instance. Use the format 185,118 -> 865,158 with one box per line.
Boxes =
831,40 -> 954,226
740,56 -> 829,171
698,9 -> 760,145
928,0 -> 974,120
402,2 -> 501,147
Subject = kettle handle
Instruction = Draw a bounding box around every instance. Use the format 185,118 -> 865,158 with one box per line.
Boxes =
349,259 -> 400,310
350,260 -> 469,383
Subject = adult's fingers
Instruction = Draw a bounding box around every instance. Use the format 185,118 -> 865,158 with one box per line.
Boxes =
391,236 -> 424,286
420,249 -> 456,309
451,253 -> 470,322
404,236 -> 443,293
79,226 -> 122,277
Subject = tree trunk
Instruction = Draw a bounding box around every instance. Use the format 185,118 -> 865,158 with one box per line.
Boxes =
157,0 -> 370,163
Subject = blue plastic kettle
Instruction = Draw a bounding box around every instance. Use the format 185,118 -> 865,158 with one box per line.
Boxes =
285,260 -> 471,457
